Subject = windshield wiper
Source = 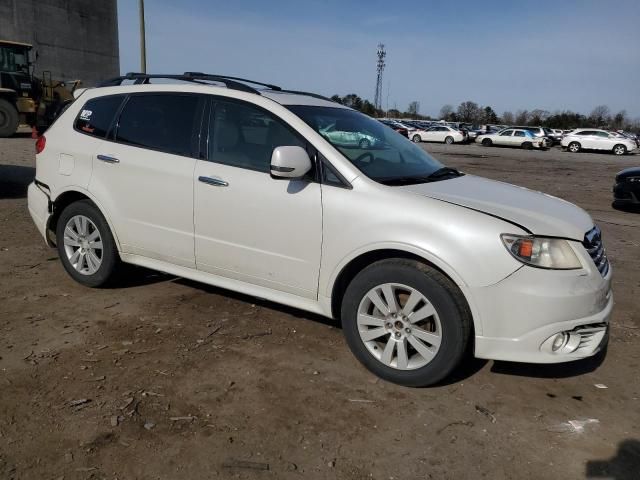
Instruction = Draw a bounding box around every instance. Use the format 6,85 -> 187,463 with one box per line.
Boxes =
377,176 -> 431,186
377,168 -> 463,186
426,167 -> 463,179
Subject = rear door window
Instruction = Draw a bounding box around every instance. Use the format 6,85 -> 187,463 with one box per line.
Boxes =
115,94 -> 203,157
75,95 -> 125,138
514,131 -> 526,137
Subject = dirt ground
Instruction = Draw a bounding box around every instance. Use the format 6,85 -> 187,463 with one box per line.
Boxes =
1,134 -> 639,480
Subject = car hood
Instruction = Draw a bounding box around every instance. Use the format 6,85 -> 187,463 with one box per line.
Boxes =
616,166 -> 640,180
401,175 -> 593,240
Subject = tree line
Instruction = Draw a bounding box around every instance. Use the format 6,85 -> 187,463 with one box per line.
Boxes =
330,93 -> 639,131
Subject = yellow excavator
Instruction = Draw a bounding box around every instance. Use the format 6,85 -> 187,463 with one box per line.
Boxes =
0,39 -> 81,137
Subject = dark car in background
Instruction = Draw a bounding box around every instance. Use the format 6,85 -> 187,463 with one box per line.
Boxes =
378,119 -> 409,137
613,167 -> 640,210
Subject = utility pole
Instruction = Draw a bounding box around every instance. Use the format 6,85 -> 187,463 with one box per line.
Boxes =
139,0 -> 147,73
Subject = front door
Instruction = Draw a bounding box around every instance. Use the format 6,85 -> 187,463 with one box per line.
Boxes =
193,98 -> 322,299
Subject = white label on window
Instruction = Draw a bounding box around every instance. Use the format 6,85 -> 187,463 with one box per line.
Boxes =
79,109 -> 92,120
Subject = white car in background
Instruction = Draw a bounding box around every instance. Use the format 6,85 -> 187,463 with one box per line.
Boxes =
476,128 -> 546,149
561,129 -> 637,155
411,125 -> 465,144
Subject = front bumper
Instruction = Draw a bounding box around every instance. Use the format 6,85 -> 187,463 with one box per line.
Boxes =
27,181 -> 51,244
470,254 -> 612,364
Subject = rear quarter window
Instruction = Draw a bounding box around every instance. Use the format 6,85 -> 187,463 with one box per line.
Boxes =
74,95 -> 126,138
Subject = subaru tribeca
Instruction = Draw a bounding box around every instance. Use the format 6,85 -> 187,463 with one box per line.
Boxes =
27,73 -> 612,386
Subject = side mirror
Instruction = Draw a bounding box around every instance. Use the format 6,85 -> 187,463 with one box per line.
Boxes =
270,146 -> 312,179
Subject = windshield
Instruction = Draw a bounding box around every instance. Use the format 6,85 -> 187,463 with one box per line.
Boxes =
0,45 -> 30,73
287,105 -> 446,184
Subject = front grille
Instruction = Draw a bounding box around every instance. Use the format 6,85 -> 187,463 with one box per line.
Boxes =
583,226 -> 609,277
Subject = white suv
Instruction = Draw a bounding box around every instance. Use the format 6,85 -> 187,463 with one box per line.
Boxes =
562,129 -> 637,155
28,73 -> 612,386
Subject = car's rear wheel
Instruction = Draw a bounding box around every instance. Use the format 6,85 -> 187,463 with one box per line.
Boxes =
359,138 -> 371,149
56,200 -> 120,287
412,134 -> 422,143
613,144 -> 627,156
0,99 -> 19,138
521,141 -> 533,150
568,141 -> 581,153
341,259 -> 471,387
481,138 -> 492,147
444,136 -> 454,144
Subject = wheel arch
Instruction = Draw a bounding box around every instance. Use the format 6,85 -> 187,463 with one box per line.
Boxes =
327,247 -> 476,333
47,187 -> 121,250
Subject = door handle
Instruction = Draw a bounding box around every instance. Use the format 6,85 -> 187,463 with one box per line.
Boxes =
97,154 -> 120,163
198,176 -> 229,187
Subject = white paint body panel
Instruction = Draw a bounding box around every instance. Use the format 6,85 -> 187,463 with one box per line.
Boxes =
28,82 -> 612,365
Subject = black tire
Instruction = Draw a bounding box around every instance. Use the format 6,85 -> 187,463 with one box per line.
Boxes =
568,141 -> 581,153
444,136 -> 454,144
521,141 -> 533,150
481,138 -> 492,147
412,134 -> 421,143
359,138 -> 371,149
341,259 -> 471,387
56,200 -> 121,287
0,98 -> 19,138
612,144 -> 627,156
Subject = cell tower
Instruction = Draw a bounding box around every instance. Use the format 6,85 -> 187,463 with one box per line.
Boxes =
374,43 -> 386,111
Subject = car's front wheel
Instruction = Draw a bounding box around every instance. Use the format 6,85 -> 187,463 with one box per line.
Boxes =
359,138 -> 371,149
56,200 -> 121,287
341,259 -> 471,387
481,138 -> 492,147
612,144 -> 627,156
568,141 -> 581,153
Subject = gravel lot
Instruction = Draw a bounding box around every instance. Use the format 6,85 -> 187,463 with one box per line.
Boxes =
1,134 -> 639,479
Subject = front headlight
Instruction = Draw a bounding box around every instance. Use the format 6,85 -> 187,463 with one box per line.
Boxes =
501,234 -> 582,270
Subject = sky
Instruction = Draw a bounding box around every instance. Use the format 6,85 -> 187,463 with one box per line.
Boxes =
117,0 -> 640,118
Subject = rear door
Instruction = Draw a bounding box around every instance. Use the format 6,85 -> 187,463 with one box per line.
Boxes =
193,97 -> 322,298
88,93 -> 204,267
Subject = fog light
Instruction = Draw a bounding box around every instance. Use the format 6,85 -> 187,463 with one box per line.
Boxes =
551,333 -> 568,352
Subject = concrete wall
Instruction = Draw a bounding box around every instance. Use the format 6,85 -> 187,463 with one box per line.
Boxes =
0,0 -> 119,86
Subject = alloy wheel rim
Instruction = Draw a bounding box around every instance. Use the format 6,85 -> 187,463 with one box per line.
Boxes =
357,283 -> 442,370
614,146 -> 624,155
63,215 -> 103,275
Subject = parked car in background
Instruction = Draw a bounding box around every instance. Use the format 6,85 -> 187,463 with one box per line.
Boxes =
615,131 -> 640,149
561,129 -> 637,155
320,122 -> 379,148
379,119 -> 408,138
511,126 -> 553,147
613,167 -> 640,208
411,125 -> 465,144
476,128 -> 546,149
545,128 -> 563,145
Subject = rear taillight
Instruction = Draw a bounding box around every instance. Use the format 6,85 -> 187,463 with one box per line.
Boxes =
35,135 -> 46,154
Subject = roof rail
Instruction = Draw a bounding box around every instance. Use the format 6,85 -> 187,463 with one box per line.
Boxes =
96,73 -> 338,104
97,72 -> 261,94
273,89 -> 336,103
183,72 -> 282,91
